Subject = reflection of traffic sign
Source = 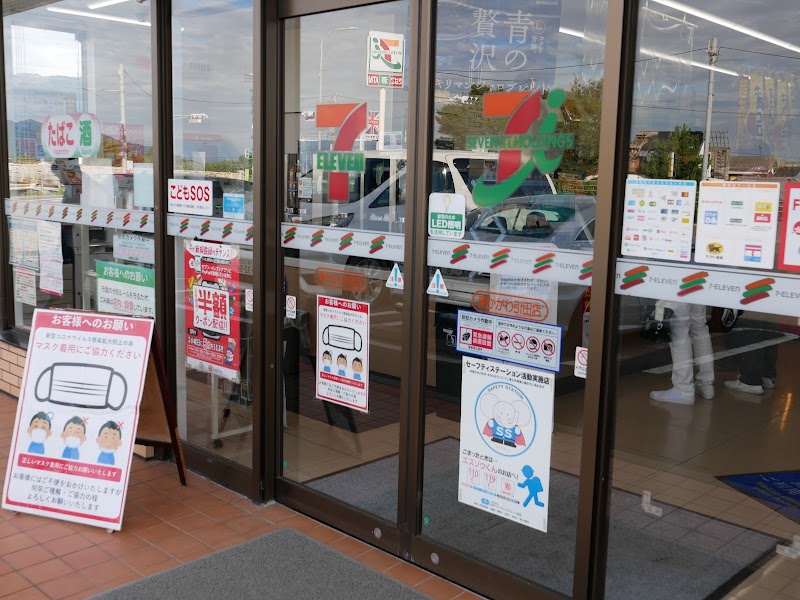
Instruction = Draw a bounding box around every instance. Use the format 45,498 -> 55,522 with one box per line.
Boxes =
512,334 -> 525,350
498,331 -> 511,347
542,339 -> 555,356
526,336 -> 539,352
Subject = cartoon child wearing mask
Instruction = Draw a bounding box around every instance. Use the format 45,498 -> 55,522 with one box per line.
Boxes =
96,421 -> 123,465
352,357 -> 363,381
27,412 -> 52,454
61,416 -> 87,460
337,354 -> 348,377
322,350 -> 333,373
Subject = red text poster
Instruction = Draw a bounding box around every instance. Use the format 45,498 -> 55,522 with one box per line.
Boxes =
316,295 -> 370,413
184,240 -> 241,382
2,309 -> 154,530
778,182 -> 800,272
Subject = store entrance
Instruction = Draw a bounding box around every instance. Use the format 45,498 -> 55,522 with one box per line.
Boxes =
277,0 -> 608,598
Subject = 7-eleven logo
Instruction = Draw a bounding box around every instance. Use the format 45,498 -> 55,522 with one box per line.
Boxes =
469,89 -> 572,208
741,278 -> 775,305
620,266 -> 648,290
316,103 -> 368,201
678,271 -> 708,296
490,248 -> 510,269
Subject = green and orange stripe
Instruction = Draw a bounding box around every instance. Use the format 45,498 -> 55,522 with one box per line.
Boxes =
620,266 -> 648,290
451,244 -> 469,264
199,220 -> 211,236
579,260 -> 593,281
490,248 -> 510,269
340,232 -> 354,251
533,253 -> 555,274
179,218 -> 190,233
741,278 -> 775,305
678,271 -> 708,296
310,229 -> 324,247
369,235 -> 385,254
222,222 -> 233,238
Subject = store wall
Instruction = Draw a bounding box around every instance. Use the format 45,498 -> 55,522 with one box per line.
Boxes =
0,343 -> 26,397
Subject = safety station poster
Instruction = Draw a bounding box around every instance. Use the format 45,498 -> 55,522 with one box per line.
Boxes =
316,295 -> 370,413
2,309 -> 154,530
184,240 -> 241,382
458,356 -> 554,532
695,181 -> 780,269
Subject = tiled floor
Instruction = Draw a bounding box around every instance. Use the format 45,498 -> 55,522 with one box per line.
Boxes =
0,393 -> 483,600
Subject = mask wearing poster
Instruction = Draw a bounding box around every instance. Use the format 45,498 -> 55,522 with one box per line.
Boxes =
1,309 -> 154,530
184,240 -> 241,382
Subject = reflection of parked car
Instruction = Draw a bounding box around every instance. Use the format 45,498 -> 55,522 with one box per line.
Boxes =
299,150 -> 556,230
464,194 -> 596,249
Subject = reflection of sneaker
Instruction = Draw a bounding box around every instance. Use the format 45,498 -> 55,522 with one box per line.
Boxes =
696,383 -> 715,400
650,388 -> 695,405
723,379 -> 764,395
762,377 -> 776,389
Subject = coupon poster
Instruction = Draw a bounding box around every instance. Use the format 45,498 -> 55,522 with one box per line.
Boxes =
184,240 -> 241,382
695,181 -> 780,268
316,295 -> 370,413
2,309 -> 154,530
778,182 -> 800,272
458,356 -> 554,532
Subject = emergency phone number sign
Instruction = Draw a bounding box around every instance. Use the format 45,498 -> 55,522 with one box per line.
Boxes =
168,179 -> 213,216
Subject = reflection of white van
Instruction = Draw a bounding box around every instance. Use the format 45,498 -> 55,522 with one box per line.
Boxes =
297,150 -> 556,230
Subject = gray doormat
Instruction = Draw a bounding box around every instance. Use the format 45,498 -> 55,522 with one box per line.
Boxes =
89,528 -> 429,600
309,438 -> 780,599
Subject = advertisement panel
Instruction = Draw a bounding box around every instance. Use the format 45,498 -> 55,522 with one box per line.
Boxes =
778,182 -> 800,273
183,241 -> 241,382
2,309 -> 154,530
695,181 -> 780,269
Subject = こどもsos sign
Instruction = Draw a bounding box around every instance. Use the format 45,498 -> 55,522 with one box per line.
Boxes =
168,179 -> 214,216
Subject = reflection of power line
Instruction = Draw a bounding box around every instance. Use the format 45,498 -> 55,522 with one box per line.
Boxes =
174,97 -> 251,105
720,47 -> 800,61
124,70 -> 151,97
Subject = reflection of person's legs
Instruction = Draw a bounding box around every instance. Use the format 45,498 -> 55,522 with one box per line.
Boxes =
689,303 -> 714,390
726,318 -> 779,394
651,303 -> 714,404
668,302 -> 694,396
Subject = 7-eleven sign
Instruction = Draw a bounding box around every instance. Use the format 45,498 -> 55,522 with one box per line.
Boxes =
316,103 -> 368,201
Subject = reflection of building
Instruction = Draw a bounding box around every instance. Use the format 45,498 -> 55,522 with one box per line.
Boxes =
727,155 -> 776,179
735,74 -> 795,163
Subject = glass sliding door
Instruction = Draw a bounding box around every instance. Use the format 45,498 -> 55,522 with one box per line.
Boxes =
605,1 -> 800,598
415,0 -> 609,596
170,0 -> 256,475
280,2 -> 411,525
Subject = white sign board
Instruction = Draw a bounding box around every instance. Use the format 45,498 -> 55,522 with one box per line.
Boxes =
316,295 -> 370,413
457,310 -> 562,372
459,356 -> 554,532
366,31 -> 405,88
286,295 -> 297,319
113,233 -> 155,264
298,177 -> 313,199
8,218 -> 23,266
621,179 -> 696,262
574,346 -> 588,379
428,193 -> 466,239
168,178 -> 214,216
14,268 -> 37,306
695,181 -> 780,268
2,309 -> 154,530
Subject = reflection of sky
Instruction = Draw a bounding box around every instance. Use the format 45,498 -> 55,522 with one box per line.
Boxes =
630,0 -> 800,163
6,0 -> 800,164
5,0 -> 154,149
290,4 -> 411,140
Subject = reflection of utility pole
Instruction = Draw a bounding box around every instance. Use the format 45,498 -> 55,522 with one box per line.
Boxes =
701,38 -> 718,180
119,64 -> 127,171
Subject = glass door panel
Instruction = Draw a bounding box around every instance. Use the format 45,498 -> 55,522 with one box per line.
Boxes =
606,1 -> 800,598
420,0 -> 607,594
280,2 -> 410,523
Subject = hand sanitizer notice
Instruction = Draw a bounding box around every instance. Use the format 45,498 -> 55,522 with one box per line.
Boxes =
458,356 -> 554,532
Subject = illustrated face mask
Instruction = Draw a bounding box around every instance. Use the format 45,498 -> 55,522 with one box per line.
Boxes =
322,325 -> 363,352
64,435 -> 82,449
36,363 -> 128,411
30,428 -> 48,444
323,359 -> 331,367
